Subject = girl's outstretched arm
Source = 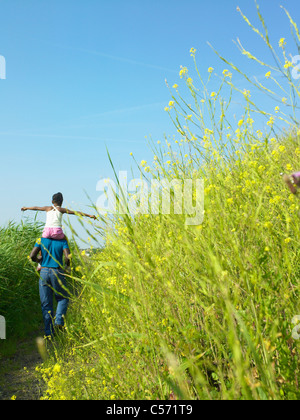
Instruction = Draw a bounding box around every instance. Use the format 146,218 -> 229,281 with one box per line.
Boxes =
21,206 -> 52,212
61,208 -> 97,220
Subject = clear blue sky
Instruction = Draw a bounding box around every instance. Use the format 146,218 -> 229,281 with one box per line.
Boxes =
0,0 -> 299,244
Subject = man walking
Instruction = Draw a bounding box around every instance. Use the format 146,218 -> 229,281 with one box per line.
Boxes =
30,237 -> 71,337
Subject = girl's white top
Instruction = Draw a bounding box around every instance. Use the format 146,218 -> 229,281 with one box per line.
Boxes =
45,205 -> 63,228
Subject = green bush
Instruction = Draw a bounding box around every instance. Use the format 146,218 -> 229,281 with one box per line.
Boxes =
0,221 -> 43,340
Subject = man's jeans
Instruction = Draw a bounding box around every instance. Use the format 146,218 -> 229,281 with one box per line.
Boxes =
39,268 -> 69,336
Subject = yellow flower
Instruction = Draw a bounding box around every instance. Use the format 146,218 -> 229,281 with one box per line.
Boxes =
284,60 -> 292,69
168,101 -> 175,107
208,67 -> 214,73
11,395 -> 17,400
285,237 -> 292,244
179,66 -> 188,78
243,89 -> 251,98
265,71 -> 271,79
275,106 -> 280,113
223,70 -> 232,78
53,364 -> 61,374
279,145 -> 286,153
190,47 -> 196,56
210,92 -> 217,98
172,84 -> 178,89
286,164 -> 293,171
238,119 -> 244,127
279,38 -> 286,48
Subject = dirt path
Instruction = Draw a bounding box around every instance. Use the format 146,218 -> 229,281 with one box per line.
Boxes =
0,329 -> 45,400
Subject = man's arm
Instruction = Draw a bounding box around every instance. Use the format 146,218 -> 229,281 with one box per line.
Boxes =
22,206 -> 51,212
61,208 -> 97,220
30,247 -> 42,263
63,248 -> 71,267
63,248 -> 71,274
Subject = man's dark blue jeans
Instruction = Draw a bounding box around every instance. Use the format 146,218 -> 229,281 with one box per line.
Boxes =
39,268 -> 69,337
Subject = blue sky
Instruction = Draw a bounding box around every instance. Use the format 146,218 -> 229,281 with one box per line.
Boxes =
0,0 -> 299,244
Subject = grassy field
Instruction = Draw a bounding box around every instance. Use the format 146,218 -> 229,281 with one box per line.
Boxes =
0,221 -> 43,355
3,2 -> 300,400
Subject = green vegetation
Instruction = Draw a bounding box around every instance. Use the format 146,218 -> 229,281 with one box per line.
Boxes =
3,2 -> 300,400
0,221 -> 43,354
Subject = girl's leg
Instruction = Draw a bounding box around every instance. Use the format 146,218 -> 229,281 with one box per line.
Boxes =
48,228 -> 65,240
42,228 -> 51,239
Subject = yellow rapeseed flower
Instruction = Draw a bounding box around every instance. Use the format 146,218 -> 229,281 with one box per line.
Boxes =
53,364 -> 61,374
179,66 -> 188,78
279,38 -> 286,48
284,60 -> 292,69
279,145 -> 286,153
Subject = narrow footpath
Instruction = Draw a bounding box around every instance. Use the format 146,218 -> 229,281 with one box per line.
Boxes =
0,329 -> 45,400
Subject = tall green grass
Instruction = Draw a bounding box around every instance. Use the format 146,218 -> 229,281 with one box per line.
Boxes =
0,221 -> 43,343
38,3 -> 300,400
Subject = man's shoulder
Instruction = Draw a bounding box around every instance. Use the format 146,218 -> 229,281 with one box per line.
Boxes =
38,238 -> 69,247
53,238 -> 69,248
